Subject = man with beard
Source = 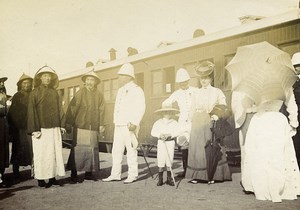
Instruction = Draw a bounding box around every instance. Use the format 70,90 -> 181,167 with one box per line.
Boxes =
0,75 -> 9,186
66,70 -> 105,183
27,66 -> 66,188
8,73 -> 33,179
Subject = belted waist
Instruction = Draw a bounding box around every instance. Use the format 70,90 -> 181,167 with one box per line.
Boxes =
159,137 -> 176,142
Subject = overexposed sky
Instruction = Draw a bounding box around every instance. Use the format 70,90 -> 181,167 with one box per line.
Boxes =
0,0 -> 298,94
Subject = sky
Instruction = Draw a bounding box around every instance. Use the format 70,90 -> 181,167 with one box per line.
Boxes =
0,0 -> 299,94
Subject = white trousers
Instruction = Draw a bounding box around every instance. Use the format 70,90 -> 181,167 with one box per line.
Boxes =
157,140 -> 175,168
32,127 -> 65,179
110,126 -> 138,179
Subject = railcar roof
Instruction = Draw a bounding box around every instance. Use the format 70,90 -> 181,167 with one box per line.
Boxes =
59,9 -> 300,81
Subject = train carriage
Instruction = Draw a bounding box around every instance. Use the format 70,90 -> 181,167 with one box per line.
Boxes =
58,9 -> 300,155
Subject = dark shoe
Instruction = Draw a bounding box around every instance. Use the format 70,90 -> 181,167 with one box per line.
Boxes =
38,180 -> 46,187
166,171 -> 175,186
70,177 -> 78,184
85,172 -> 98,181
157,172 -> 163,186
45,178 -> 60,188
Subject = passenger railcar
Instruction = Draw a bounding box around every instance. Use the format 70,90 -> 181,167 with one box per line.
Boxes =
58,9 -> 300,152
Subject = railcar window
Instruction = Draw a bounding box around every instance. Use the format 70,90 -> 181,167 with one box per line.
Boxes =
103,78 -> 118,101
152,70 -> 163,96
68,86 -> 80,102
151,67 -> 175,96
278,41 -> 300,57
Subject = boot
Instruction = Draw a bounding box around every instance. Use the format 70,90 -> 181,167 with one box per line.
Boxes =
38,180 -> 46,187
166,171 -> 175,186
45,177 -> 60,188
157,172 -> 163,186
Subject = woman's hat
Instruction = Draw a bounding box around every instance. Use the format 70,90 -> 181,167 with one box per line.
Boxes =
154,104 -> 179,115
81,70 -> 101,85
195,60 -> 215,77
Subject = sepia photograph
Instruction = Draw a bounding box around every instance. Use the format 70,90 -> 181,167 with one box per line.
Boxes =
0,0 -> 300,209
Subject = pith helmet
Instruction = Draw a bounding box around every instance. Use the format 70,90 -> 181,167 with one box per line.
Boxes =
81,70 -> 101,85
195,60 -> 215,77
118,63 -> 135,78
176,68 -> 190,83
292,52 -> 300,66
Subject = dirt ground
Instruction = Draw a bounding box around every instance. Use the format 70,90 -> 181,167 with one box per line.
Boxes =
0,148 -> 299,210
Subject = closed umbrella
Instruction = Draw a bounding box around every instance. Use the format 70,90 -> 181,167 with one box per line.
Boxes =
205,121 -> 222,183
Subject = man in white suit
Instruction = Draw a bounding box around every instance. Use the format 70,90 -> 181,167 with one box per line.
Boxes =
103,63 -> 145,184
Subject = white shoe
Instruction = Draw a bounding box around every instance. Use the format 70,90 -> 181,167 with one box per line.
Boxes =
102,176 -> 121,182
123,177 -> 137,184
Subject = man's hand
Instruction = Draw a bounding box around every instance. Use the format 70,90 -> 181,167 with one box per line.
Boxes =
60,128 -> 66,135
127,123 -> 137,132
211,115 -> 219,121
32,131 -> 42,139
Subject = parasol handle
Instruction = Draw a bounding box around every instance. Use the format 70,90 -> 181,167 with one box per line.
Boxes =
211,120 -> 216,144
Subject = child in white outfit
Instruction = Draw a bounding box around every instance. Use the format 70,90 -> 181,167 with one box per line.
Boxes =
151,104 -> 179,186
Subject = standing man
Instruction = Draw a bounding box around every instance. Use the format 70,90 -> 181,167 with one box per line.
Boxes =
292,52 -> 300,168
162,68 -> 198,177
27,66 -> 66,188
8,73 -> 33,179
0,75 -> 9,186
65,70 -> 105,182
102,63 -> 145,184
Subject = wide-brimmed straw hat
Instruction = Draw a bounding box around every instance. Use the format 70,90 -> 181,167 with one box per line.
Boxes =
17,73 -> 33,87
81,70 -> 101,85
154,104 -> 179,115
195,60 -> 215,77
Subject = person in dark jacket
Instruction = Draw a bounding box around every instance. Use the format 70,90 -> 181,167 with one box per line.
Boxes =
8,73 -> 33,179
0,75 -> 9,187
65,70 -> 105,183
27,66 -> 66,188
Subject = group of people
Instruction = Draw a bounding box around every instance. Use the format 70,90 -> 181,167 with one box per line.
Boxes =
0,52 -> 299,203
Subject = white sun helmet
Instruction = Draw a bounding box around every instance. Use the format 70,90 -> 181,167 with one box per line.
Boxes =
118,63 -> 135,78
176,68 -> 190,83
292,52 -> 300,66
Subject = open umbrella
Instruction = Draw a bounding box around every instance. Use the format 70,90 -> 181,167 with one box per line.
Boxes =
225,41 -> 297,104
205,121 -> 222,183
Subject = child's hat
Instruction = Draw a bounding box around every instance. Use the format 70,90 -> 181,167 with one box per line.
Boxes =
154,103 -> 179,114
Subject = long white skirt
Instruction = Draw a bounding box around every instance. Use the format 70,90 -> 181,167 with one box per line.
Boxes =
32,127 -> 65,179
243,112 -> 300,202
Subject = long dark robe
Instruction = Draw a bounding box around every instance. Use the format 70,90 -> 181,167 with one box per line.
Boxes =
66,88 -> 105,172
8,91 -> 33,166
27,86 -> 61,134
0,91 -> 9,170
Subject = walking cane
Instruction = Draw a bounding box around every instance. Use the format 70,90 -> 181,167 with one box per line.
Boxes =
132,132 -> 154,178
163,138 -> 177,189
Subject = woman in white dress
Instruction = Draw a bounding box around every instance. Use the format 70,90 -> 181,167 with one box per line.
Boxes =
242,95 -> 300,202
